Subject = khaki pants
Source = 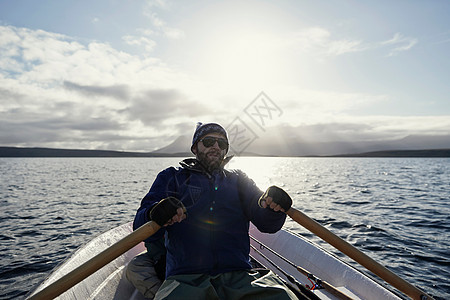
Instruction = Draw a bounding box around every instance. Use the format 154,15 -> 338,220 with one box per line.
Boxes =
154,269 -> 298,300
126,252 -> 163,299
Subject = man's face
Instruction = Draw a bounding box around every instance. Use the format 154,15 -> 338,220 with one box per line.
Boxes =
193,133 -> 228,171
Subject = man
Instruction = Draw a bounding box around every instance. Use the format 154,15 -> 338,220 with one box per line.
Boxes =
129,122 -> 297,299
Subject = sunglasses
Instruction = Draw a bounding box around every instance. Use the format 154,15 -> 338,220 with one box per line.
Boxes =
199,137 -> 229,150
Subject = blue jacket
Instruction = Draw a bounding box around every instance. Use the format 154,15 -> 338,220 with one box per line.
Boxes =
133,158 -> 286,278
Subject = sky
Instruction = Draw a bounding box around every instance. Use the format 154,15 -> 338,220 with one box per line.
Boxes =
1,0 -> 449,152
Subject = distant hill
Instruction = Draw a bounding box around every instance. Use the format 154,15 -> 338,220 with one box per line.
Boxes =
1,146 -> 449,157
152,135 -> 192,154
334,149 -> 450,157
0,147 -> 191,158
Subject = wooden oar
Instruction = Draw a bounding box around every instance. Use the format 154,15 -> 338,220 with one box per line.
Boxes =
28,221 -> 161,300
286,207 -> 433,300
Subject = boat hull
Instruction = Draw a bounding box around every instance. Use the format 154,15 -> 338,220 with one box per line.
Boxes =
29,222 -> 402,299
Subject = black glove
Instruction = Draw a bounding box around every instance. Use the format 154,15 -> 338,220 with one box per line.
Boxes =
149,197 -> 184,226
258,186 -> 292,211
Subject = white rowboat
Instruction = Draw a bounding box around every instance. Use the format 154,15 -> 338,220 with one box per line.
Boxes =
28,222 -> 403,300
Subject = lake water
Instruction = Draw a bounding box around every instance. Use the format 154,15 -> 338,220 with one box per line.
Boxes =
0,157 -> 448,299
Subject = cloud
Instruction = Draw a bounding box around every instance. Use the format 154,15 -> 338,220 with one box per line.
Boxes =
0,95 -> 141,150
0,24 -> 202,150
0,25 -> 128,84
146,0 -> 171,10
327,39 -> 366,56
0,87 -> 27,103
288,27 -> 367,57
281,88 -> 390,120
119,1 -> 184,58
142,1 -> 185,40
287,28 -> 417,58
122,35 -> 157,52
63,81 -> 130,100
124,89 -> 210,126
268,115 -> 450,145
381,33 -> 418,56
0,24 -> 187,92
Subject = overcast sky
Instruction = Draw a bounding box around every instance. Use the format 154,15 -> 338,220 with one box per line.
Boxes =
1,0 -> 449,151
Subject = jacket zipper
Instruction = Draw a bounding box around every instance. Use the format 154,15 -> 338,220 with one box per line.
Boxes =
210,175 -> 218,273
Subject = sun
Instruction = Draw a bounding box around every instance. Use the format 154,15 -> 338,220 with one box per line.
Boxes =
202,30 -> 286,87
169,2 -> 297,92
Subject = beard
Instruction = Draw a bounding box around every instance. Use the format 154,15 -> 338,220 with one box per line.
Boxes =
196,148 -> 225,172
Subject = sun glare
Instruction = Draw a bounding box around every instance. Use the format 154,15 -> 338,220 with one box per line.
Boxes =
229,157 -> 284,188
199,30 -> 291,90
177,3 -> 297,91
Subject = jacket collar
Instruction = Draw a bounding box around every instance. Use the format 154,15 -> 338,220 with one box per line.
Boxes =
179,156 -> 234,177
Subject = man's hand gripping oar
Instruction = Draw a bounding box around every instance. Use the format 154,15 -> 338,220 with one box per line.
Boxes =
149,196 -> 187,227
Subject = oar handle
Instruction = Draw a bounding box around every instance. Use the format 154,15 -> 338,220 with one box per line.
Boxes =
28,221 -> 161,300
286,207 -> 433,300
